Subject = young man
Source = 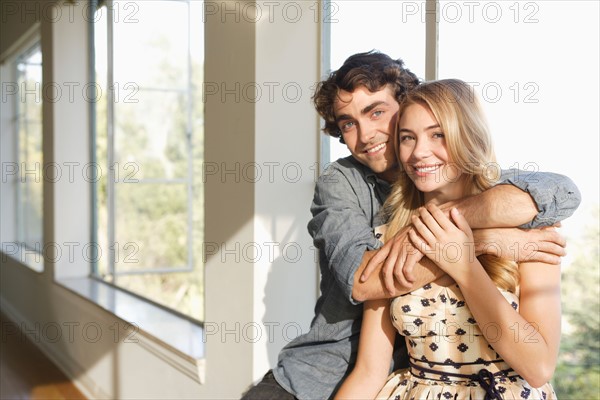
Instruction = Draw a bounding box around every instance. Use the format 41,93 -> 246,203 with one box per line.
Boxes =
242,51 -> 580,400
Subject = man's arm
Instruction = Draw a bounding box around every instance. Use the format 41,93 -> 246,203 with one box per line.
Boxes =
352,249 -> 442,302
363,170 -> 579,289
497,169 -> 581,228
317,165 -> 578,303
444,184 -> 538,228
360,186 -> 531,297
444,171 -> 581,229
308,164 -> 389,305
354,224 -> 566,301
357,218 -> 567,301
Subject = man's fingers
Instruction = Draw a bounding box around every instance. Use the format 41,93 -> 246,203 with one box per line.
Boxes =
383,262 -> 396,295
537,241 -> 567,257
361,259 -> 379,282
393,250 -> 413,286
545,229 -> 567,248
401,264 -> 415,284
536,226 -> 566,247
360,263 -> 376,282
370,242 -> 391,265
361,244 -> 391,282
382,244 -> 401,294
527,251 -> 561,265
402,250 -> 422,283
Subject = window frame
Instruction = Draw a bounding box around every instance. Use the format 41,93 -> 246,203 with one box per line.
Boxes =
0,31 -> 44,273
90,0 -> 204,323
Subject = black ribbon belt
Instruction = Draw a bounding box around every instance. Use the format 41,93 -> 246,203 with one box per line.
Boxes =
408,357 -> 518,400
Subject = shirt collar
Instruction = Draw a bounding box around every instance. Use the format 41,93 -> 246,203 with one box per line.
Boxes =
345,156 -> 392,193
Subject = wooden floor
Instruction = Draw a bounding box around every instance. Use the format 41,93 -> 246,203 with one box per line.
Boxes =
0,312 -> 86,400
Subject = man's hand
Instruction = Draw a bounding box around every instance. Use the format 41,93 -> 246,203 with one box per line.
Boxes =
360,225 -> 424,294
475,224 -> 566,264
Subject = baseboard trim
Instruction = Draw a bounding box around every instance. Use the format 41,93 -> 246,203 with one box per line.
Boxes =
0,296 -> 111,400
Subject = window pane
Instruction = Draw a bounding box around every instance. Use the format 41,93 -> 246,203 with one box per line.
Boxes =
114,182 -> 189,272
114,90 -> 189,180
16,44 -> 43,252
112,0 -> 189,89
328,0 -> 426,162
95,0 -> 205,322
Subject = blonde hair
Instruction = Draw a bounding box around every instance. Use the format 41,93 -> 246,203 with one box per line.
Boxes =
383,79 -> 519,292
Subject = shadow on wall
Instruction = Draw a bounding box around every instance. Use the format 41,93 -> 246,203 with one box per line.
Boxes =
262,214 -> 317,369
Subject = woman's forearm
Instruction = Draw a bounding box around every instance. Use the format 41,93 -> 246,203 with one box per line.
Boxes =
335,300 -> 396,399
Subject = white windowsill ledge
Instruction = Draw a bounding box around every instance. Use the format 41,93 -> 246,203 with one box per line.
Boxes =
57,276 -> 206,384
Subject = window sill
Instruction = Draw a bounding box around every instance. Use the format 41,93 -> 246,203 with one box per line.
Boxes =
57,276 -> 205,384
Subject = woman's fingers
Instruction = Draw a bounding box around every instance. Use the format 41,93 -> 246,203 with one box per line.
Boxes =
450,207 -> 473,237
411,214 -> 437,247
426,203 -> 456,232
408,228 -> 430,253
418,206 -> 445,237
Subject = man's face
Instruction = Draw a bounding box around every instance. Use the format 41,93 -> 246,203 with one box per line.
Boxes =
333,86 -> 399,182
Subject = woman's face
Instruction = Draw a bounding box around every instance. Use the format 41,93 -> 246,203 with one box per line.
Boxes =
398,102 -> 463,203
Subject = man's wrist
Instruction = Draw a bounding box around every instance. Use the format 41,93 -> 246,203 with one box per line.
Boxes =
473,228 -> 501,257
434,197 -> 486,229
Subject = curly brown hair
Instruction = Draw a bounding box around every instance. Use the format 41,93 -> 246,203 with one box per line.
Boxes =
312,50 -> 421,138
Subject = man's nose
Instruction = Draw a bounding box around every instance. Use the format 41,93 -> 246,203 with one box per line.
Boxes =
358,122 -> 376,144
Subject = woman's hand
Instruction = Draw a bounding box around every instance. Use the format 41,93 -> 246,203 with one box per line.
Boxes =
408,203 -> 476,275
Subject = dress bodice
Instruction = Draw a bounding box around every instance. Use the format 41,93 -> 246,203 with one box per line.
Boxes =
390,275 -> 519,378
376,276 -> 555,399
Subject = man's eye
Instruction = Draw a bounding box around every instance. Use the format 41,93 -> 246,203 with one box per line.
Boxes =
340,121 -> 355,131
372,110 -> 383,118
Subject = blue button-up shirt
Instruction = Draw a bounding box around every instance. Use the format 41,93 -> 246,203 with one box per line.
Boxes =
273,155 -> 580,400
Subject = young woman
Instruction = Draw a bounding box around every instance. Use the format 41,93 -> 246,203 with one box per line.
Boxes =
335,79 -> 561,400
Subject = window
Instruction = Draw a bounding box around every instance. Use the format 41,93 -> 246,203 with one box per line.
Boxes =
0,40 -> 43,272
93,0 -> 204,321
326,0 -> 426,163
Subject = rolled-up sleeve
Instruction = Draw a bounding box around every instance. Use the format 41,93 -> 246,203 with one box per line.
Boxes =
308,168 -> 380,305
499,169 -> 582,229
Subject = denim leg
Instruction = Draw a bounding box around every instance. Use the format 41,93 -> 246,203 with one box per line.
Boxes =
240,370 -> 297,400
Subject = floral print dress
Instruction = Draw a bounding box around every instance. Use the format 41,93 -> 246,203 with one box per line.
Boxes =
375,276 -> 556,400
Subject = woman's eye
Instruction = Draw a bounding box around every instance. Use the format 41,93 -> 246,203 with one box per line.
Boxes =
400,135 -> 414,142
433,132 -> 445,139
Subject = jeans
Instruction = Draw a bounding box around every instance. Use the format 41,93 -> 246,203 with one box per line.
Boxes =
241,370 -> 297,400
